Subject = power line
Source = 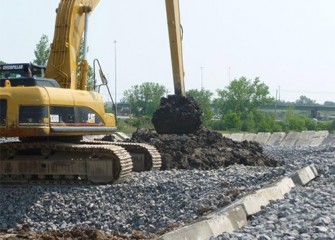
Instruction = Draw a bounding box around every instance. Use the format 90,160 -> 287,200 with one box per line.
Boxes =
280,89 -> 335,95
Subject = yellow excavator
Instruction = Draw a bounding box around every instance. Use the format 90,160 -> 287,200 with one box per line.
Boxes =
0,0 -> 198,183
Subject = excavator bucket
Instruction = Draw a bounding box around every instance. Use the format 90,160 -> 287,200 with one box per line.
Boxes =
152,95 -> 202,134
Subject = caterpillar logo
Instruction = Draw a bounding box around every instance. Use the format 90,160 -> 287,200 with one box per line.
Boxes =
1,65 -> 24,70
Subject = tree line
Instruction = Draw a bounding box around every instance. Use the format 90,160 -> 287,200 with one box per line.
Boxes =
120,78 -> 335,133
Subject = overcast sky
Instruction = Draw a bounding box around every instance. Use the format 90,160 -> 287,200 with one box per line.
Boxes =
1,0 -> 335,103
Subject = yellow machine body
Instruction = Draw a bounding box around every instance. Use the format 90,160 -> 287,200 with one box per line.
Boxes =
0,84 -> 116,138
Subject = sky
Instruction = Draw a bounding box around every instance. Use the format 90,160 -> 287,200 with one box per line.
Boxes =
1,0 -> 335,104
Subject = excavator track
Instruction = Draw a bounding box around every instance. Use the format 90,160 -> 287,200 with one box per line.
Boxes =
82,141 -> 162,172
0,141 -> 133,184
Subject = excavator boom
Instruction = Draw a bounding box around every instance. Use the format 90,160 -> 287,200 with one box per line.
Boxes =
165,0 -> 185,96
45,0 -> 99,90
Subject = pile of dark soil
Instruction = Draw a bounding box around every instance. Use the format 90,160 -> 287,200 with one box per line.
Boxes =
152,95 -> 202,134
0,227 -> 152,240
130,128 -> 281,170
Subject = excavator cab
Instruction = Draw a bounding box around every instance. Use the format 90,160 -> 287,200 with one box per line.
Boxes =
0,63 -> 60,88
0,63 -> 46,78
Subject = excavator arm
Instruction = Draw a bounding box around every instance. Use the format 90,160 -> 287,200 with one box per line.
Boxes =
45,0 -> 99,90
152,0 -> 202,134
165,0 -> 185,96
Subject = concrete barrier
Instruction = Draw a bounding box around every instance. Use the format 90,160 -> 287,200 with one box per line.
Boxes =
222,131 -> 330,147
273,177 -> 295,195
157,165 -> 318,240
254,132 -> 271,144
295,131 -> 315,147
256,185 -> 286,201
222,133 -> 231,139
156,220 -> 214,240
206,205 -> 247,235
157,205 -> 248,240
241,133 -> 256,142
266,132 -> 286,145
237,192 -> 270,216
280,132 -> 301,147
230,133 -> 244,142
310,131 -> 328,147
290,164 -> 318,185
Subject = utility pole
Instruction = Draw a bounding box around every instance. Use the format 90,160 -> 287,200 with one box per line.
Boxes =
275,89 -> 278,110
228,66 -> 231,82
114,40 -> 117,116
200,66 -> 203,89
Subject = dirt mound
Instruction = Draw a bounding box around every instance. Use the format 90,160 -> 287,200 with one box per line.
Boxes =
0,227 -> 151,240
130,128 -> 281,170
152,95 -> 202,134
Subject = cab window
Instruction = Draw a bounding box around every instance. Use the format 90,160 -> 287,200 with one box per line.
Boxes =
0,99 -> 6,125
19,106 -> 48,126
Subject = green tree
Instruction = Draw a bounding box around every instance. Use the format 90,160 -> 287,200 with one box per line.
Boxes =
282,109 -> 307,131
241,111 -> 255,131
253,111 -> 281,132
223,111 -> 242,131
0,61 -> 6,78
295,95 -> 317,105
324,101 -> 335,106
33,34 -> 50,66
122,82 -> 167,117
215,77 -> 274,117
187,89 -> 214,124
304,117 -> 317,130
213,77 -> 276,131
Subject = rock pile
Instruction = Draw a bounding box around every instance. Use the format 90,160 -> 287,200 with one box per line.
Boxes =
0,165 -> 287,239
213,145 -> 335,239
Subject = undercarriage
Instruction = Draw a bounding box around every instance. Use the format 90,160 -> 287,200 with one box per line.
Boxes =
0,140 -> 162,184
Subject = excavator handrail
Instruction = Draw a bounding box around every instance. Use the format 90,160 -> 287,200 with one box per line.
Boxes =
93,58 -> 117,119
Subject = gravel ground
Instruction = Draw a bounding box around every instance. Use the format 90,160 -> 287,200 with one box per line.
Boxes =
0,165 -> 288,236
0,142 -> 334,239
213,145 -> 335,240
